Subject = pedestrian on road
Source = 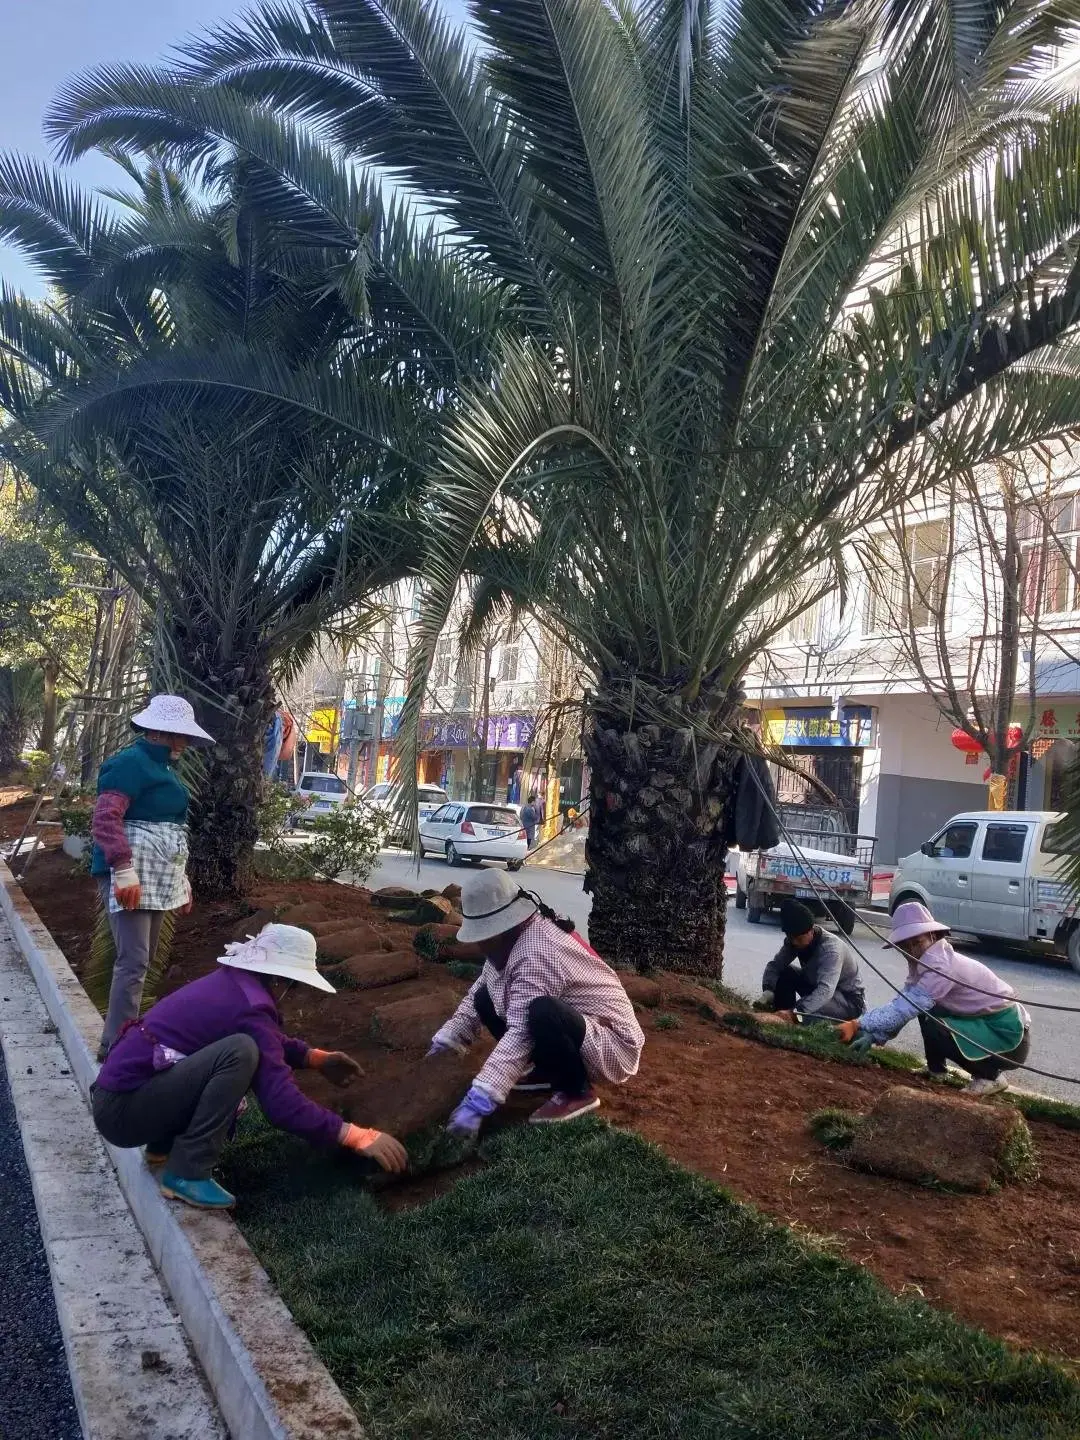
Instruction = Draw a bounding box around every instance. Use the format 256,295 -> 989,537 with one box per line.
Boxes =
91,923 -> 407,1209
757,900 -> 865,1022
520,792 -> 540,848
836,901 -> 1032,1096
90,694 -> 214,1060
430,870 -> 644,1127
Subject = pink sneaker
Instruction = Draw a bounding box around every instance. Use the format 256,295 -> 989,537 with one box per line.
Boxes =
528,1090 -> 601,1124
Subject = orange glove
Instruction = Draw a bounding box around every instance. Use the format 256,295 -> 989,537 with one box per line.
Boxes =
835,1020 -> 861,1045
308,1049 -> 363,1087
339,1122 -> 408,1173
112,866 -> 142,911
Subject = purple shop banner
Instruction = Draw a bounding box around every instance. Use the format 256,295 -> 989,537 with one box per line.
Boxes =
420,713 -> 536,750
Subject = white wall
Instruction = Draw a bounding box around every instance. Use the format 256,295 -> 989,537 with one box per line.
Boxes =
873,694 -> 982,784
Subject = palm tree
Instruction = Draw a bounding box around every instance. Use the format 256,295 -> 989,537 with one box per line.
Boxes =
0,144 -> 491,894
40,1 -> 1080,969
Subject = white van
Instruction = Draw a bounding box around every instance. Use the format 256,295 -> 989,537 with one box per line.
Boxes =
889,811 -> 1080,970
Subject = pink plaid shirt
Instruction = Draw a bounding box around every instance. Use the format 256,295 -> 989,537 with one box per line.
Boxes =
433,917 -> 645,1103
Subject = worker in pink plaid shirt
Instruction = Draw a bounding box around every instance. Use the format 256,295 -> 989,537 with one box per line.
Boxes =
430,869 -> 644,1128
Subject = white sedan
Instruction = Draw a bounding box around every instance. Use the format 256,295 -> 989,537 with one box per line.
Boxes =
420,802 -> 529,869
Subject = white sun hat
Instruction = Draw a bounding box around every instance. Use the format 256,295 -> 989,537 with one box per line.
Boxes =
131,694 -> 215,747
218,923 -> 335,993
456,869 -> 538,945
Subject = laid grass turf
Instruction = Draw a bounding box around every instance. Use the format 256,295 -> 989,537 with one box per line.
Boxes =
222,1113 -> 1080,1439
721,1011 -> 1080,1132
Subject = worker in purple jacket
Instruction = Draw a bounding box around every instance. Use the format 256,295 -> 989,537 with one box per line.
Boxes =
92,923 -> 407,1209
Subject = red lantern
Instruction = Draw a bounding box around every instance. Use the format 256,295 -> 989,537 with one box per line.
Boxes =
950,728 -> 981,754
1006,724 -> 1023,752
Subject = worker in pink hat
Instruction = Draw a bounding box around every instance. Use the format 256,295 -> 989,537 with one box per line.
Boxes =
835,901 -> 1031,1096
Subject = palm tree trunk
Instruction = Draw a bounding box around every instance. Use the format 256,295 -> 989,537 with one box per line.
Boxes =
174,628 -> 275,899
38,657 -> 60,755
583,684 -> 738,977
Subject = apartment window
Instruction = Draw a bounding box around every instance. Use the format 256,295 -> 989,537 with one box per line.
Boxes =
432,635 -> 454,688
864,521 -> 947,632
778,602 -> 820,646
1019,493 -> 1080,616
498,622 -> 521,683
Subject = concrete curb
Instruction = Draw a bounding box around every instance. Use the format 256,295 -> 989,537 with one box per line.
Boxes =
0,930 -> 225,1440
0,858 -> 365,1440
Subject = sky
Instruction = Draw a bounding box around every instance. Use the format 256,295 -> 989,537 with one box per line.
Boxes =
0,0 -> 471,298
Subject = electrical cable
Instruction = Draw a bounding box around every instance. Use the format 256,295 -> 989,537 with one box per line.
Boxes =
741,762 -> 1080,1087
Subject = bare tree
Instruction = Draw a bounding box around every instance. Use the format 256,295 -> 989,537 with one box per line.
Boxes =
858,451 -> 1080,804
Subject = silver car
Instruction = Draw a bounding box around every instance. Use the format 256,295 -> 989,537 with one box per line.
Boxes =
419,802 -> 529,870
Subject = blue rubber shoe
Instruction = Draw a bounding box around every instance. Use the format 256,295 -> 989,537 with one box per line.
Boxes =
160,1171 -> 236,1210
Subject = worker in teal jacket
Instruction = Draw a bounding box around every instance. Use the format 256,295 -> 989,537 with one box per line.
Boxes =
90,695 -> 214,1058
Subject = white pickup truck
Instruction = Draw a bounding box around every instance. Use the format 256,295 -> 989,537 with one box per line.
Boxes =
889,810 -> 1080,970
734,806 -> 875,935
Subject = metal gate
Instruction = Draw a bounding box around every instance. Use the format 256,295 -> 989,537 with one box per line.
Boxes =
771,749 -> 863,834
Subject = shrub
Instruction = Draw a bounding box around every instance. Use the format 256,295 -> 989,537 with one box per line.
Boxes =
56,798 -> 93,837
654,1012 -> 681,1031
23,750 -> 51,789
258,780 -> 308,849
253,847 -> 317,882
308,803 -> 386,882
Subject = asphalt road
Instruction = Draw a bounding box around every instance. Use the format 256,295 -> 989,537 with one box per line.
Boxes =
0,1047 -> 81,1440
365,847 -> 1080,1105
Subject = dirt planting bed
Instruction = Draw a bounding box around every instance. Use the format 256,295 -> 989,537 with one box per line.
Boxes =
15,843 -> 1080,1362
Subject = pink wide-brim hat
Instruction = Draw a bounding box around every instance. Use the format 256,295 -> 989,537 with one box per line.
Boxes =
888,900 -> 950,947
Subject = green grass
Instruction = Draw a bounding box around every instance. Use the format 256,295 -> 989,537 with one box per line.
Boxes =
808,1107 -> 864,1151
721,1012 -> 1080,1134
653,1011 -> 681,1031
446,959 -> 483,982
721,1010 -> 922,1072
1007,1091 -> 1080,1131
222,1113 -> 1080,1440
998,1116 -> 1041,1184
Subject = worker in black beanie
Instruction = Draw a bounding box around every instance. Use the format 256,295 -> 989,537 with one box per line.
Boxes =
756,899 -> 865,1022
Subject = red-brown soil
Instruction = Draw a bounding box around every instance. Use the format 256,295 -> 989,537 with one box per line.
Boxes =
14,844 -> 1080,1364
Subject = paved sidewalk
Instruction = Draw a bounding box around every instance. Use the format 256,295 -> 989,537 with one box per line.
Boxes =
0,912 -> 226,1440
0,1044 -> 81,1439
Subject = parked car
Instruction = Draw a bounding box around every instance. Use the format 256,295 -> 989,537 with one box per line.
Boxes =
735,804 -> 876,934
419,802 -> 529,869
363,781 -> 450,843
889,810 -> 1080,970
292,771 -> 349,825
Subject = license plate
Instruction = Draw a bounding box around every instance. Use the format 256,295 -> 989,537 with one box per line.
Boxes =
312,801 -> 330,811
794,888 -> 816,898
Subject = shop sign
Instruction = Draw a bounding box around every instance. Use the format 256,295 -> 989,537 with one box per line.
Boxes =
421,712 -> 536,750
762,705 -> 874,748
1014,705 -> 1080,742
305,706 -> 339,751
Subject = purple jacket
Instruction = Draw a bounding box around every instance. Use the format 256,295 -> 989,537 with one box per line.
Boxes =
95,966 -> 342,1148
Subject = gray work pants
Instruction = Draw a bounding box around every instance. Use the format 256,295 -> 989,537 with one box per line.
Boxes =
92,1034 -> 259,1179
96,877 -> 168,1055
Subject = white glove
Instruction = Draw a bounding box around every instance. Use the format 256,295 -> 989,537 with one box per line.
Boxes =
112,866 -> 140,892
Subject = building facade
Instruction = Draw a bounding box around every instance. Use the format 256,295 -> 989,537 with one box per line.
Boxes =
295,580 -> 587,818
744,459 -> 1080,864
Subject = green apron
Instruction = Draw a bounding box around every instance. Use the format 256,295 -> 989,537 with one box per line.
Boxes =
930,1003 -> 1025,1064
